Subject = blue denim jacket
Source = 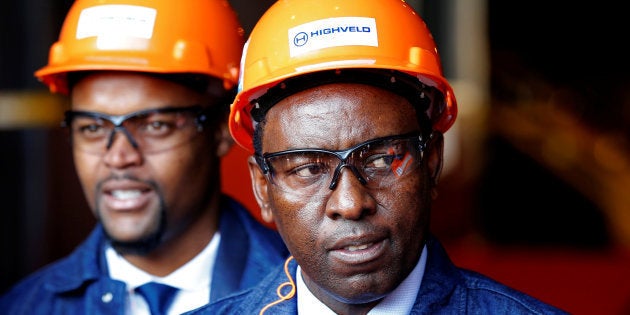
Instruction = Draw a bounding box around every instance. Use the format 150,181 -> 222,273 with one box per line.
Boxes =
188,236 -> 569,315
0,195 -> 289,315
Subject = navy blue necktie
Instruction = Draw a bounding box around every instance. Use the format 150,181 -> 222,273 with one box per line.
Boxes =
136,282 -> 178,315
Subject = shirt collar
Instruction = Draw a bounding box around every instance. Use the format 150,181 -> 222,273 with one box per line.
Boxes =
106,231 -> 221,291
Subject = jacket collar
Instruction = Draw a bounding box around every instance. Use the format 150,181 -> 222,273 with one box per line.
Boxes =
43,224 -> 109,293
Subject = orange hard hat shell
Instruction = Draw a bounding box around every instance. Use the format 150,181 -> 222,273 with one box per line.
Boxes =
35,0 -> 245,95
230,0 -> 457,153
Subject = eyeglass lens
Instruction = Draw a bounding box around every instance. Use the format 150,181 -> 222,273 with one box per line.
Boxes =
262,134 -> 424,196
64,106 -> 204,154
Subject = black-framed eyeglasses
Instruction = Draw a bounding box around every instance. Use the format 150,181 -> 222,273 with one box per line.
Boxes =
62,105 -> 207,154
255,133 -> 428,196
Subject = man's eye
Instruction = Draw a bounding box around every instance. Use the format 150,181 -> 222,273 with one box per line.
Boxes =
148,121 -> 169,130
78,124 -> 107,137
142,120 -> 174,135
292,163 -> 328,178
365,154 -> 393,169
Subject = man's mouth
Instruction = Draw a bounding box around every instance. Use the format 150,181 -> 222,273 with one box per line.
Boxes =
111,189 -> 143,200
345,243 -> 373,251
99,180 -> 154,212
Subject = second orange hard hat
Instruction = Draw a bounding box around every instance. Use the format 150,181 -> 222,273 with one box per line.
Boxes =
35,0 -> 245,95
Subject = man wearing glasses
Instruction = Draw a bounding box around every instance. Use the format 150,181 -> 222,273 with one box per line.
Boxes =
0,0 -> 288,314
189,0 -> 568,314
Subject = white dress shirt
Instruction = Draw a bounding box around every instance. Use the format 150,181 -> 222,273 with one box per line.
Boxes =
106,231 -> 221,315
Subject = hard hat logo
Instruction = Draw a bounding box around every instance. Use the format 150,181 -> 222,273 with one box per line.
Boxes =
288,17 -> 378,57
293,32 -> 308,47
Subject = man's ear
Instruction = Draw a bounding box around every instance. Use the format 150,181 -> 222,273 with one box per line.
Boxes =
426,131 -> 444,194
214,121 -> 234,158
247,155 -> 274,224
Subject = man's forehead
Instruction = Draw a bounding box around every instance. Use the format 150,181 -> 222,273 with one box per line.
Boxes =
249,68 -> 431,123
261,87 -> 419,151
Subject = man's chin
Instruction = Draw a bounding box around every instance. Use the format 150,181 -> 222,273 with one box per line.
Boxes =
106,231 -> 163,256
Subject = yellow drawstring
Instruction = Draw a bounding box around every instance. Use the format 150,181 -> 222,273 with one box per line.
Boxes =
259,256 -> 296,315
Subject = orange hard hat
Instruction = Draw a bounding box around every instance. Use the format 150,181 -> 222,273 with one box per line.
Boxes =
230,0 -> 457,153
35,0 -> 245,95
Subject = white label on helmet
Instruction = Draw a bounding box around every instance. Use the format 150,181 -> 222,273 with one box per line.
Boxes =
288,17 -> 378,57
76,5 -> 156,43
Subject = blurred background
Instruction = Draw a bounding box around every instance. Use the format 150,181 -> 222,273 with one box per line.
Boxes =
1,0 -> 629,314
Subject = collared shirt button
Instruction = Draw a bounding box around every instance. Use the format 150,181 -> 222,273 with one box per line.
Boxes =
102,292 -> 113,303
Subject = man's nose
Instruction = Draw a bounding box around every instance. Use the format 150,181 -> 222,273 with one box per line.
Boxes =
106,127 -> 139,150
325,167 -> 376,221
102,128 -> 143,168
328,162 -> 367,190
